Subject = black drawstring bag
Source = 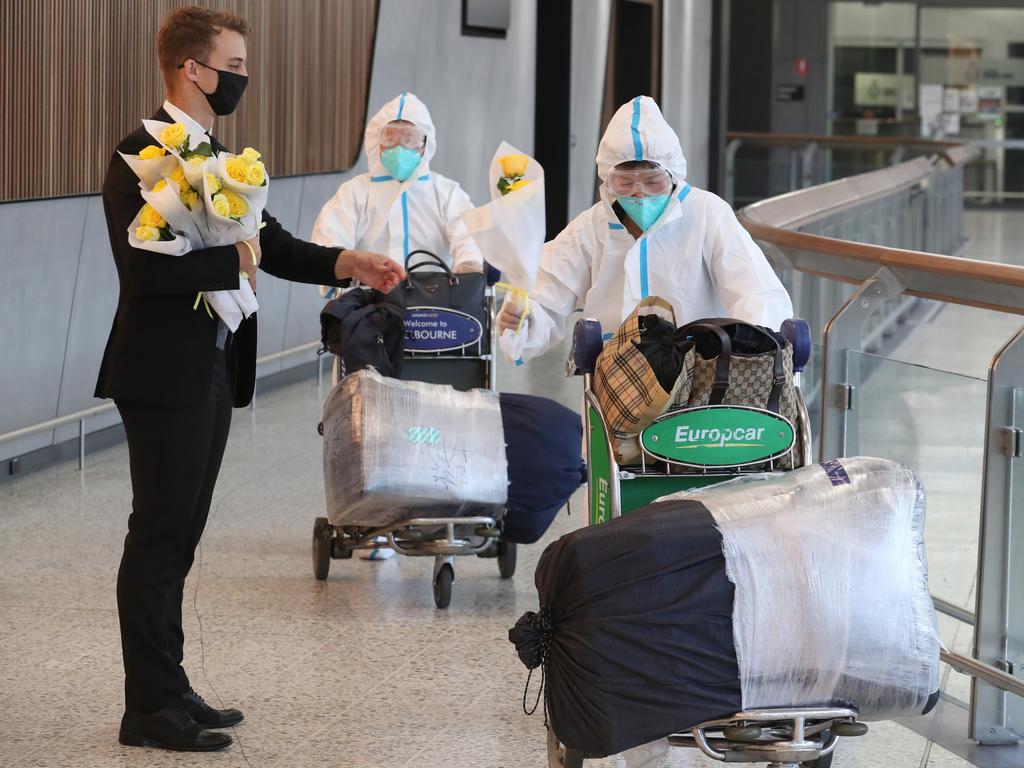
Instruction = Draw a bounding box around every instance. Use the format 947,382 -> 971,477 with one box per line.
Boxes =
631,314 -> 693,393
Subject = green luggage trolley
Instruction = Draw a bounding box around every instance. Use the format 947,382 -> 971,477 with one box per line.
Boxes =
546,317 -> 869,768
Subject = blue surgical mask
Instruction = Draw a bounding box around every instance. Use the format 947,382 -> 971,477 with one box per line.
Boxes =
380,146 -> 422,182
617,194 -> 670,231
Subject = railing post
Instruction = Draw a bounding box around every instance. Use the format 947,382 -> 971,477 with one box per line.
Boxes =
801,142 -> 818,189
819,267 -> 905,462
79,418 -> 85,471
972,326 -> 1024,745
724,139 -> 742,208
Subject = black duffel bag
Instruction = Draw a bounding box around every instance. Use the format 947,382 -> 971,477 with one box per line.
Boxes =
320,288 -> 406,378
377,250 -> 489,354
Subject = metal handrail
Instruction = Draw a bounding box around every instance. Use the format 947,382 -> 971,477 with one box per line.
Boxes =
737,145 -> 1024,743
0,339 -> 324,469
726,130 -> 961,152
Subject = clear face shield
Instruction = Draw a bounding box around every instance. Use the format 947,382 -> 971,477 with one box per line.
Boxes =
605,165 -> 674,198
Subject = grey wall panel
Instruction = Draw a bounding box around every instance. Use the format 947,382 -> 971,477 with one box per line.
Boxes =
295,172 -> 350,241
662,0 -> 714,190
569,0 -> 611,220
0,197 -> 88,461
367,0 -> 536,207
257,176 -> 307,368
52,196 -> 120,445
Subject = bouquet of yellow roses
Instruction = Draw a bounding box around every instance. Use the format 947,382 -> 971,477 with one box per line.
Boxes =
461,141 -> 546,363
120,120 -> 269,330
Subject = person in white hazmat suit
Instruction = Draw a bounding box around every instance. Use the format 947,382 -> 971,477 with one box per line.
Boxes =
499,96 -> 793,768
312,92 -> 483,277
312,93 -> 484,561
498,96 -> 792,359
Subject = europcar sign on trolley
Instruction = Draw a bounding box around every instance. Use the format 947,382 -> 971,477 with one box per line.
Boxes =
640,405 -> 795,468
404,307 -> 484,353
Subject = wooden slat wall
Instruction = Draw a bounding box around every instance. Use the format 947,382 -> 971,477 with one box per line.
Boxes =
0,0 -> 378,202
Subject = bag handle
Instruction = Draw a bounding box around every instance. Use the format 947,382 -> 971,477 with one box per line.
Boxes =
680,317 -> 787,413
404,249 -> 456,288
680,322 -> 733,405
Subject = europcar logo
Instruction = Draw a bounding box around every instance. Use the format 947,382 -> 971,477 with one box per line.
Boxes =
641,406 -> 794,468
674,425 -> 767,449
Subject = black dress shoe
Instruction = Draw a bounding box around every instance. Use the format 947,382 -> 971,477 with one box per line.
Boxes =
183,687 -> 245,728
119,707 -> 232,752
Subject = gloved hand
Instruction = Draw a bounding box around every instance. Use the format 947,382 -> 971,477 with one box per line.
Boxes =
498,295 -> 530,333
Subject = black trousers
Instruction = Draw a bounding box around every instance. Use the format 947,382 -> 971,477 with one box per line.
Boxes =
115,347 -> 232,713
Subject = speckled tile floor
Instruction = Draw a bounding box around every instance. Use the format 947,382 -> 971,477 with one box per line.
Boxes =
2,211 -> 1023,767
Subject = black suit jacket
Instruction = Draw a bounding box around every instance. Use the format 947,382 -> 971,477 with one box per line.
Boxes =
95,108 -> 346,408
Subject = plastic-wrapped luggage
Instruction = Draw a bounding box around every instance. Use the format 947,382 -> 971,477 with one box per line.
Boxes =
323,369 -> 508,527
509,457 -> 941,758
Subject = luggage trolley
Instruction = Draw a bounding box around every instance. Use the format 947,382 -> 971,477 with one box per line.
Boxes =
546,317 -> 869,768
312,253 -> 515,609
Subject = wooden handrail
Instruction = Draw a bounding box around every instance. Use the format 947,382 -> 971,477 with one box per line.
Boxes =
738,211 -> 1024,315
726,131 -> 961,152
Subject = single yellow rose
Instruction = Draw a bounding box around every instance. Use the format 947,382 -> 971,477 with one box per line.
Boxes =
225,156 -> 249,184
170,164 -> 188,187
211,193 -> 231,218
159,122 -> 187,150
181,190 -> 200,211
240,147 -> 262,163
499,154 -> 529,178
245,161 -> 266,186
188,156 -> 206,168
139,144 -> 166,160
225,191 -> 249,219
136,225 -> 161,241
140,203 -> 166,228
507,178 -> 531,192
153,179 -> 168,192
205,173 -> 223,194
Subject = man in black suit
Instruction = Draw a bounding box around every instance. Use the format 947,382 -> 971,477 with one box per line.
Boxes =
96,6 -> 404,752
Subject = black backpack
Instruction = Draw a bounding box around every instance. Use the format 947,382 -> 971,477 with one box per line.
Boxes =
320,289 -> 406,378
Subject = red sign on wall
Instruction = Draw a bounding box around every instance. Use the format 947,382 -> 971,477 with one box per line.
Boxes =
796,58 -> 809,76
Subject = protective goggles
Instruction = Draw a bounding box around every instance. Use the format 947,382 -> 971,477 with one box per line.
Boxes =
605,167 -> 674,197
379,121 -> 426,150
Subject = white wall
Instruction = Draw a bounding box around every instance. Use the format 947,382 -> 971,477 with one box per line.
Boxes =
360,0 -> 537,206
568,0 -> 612,218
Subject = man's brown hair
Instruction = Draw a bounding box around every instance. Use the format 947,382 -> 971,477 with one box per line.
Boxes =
157,6 -> 249,77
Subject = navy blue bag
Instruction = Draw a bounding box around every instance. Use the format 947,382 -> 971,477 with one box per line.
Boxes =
499,394 -> 586,544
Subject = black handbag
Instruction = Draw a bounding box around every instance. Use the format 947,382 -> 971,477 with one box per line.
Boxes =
378,250 -> 489,355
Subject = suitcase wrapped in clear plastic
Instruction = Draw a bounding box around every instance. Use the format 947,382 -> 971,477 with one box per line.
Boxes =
322,369 -> 508,528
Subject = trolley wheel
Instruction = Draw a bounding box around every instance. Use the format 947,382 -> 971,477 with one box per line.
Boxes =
547,725 -> 584,768
433,563 -> 454,609
312,518 -> 332,580
497,541 -> 517,579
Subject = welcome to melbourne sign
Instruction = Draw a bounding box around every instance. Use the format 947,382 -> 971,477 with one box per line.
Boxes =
404,307 -> 483,353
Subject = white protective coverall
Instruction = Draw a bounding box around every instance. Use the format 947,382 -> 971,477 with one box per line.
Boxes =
515,96 -> 792,360
312,92 -> 483,273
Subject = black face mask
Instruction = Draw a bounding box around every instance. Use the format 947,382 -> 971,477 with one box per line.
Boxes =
184,60 -> 248,116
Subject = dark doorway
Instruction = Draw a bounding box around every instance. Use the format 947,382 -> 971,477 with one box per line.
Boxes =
602,0 -> 663,133
534,0 -> 572,238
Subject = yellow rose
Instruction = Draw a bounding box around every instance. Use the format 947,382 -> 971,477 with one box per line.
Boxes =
507,178 -> 531,192
188,156 -> 206,168
170,164 -> 188,187
136,225 -> 161,241
153,179 -> 168,192
499,154 -> 529,178
139,144 -> 166,160
225,156 -> 249,184
181,190 -> 200,211
140,203 -> 166,228
245,161 -> 266,186
211,193 -> 231,218
240,147 -> 262,163
205,173 -> 223,194
159,122 -> 187,150
225,191 -> 249,219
